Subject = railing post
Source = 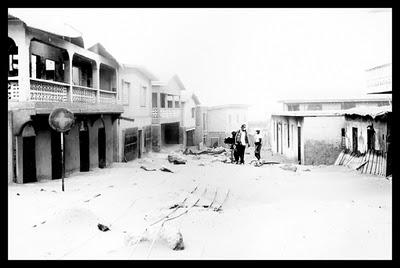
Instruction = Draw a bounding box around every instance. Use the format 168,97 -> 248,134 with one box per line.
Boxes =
96,61 -> 101,103
68,51 -> 73,102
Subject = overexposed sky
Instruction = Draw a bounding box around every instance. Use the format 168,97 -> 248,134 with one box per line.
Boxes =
9,8 -> 391,120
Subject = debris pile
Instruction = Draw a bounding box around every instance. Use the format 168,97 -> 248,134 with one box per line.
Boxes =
334,149 -> 388,177
167,153 -> 187,165
280,164 -> 297,172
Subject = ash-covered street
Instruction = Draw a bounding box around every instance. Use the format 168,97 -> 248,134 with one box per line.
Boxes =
8,147 -> 392,260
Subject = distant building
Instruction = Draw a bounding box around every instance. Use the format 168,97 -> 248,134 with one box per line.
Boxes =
204,104 -> 250,147
180,91 -> 201,146
150,75 -> 202,151
118,65 -> 157,162
8,14 -> 123,183
366,63 -> 392,95
279,97 -> 391,112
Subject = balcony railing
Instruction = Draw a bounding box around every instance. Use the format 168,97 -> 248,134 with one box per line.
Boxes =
72,85 -> 97,104
7,78 -> 118,105
8,77 -> 19,101
30,78 -> 69,102
152,107 -> 182,124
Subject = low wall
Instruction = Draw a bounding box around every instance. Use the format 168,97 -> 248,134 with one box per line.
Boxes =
304,139 -> 342,165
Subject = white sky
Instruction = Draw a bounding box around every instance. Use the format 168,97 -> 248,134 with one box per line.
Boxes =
9,8 -> 392,120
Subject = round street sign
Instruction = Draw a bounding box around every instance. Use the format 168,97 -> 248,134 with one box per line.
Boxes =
48,108 -> 75,132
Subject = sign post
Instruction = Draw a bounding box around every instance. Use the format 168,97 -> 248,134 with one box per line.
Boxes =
48,108 -> 75,192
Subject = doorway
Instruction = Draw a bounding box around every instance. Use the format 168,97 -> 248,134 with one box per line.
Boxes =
79,126 -> 90,172
98,127 -> 106,168
51,130 -> 62,180
138,129 -> 142,159
23,136 -> 37,183
186,130 -> 195,146
352,127 -> 358,152
297,126 -> 301,164
367,126 -> 375,150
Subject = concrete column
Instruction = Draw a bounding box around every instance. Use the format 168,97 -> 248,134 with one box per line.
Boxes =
151,124 -> 161,152
15,136 -> 23,184
94,61 -> 100,103
67,51 -> 73,102
16,36 -> 31,102
156,92 -> 161,108
172,95 -> 176,108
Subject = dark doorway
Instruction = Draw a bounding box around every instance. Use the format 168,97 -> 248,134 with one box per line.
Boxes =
123,128 -> 138,162
51,130 -> 62,180
98,127 -> 106,168
138,130 -> 142,159
164,123 -> 180,144
187,130 -> 195,146
341,128 -> 346,148
276,122 -> 279,153
297,126 -> 301,164
23,136 -> 37,183
79,128 -> 90,172
352,127 -> 358,152
367,126 -> 375,150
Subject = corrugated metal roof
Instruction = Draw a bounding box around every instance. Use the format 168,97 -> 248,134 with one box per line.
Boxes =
343,105 -> 392,119
271,105 -> 392,119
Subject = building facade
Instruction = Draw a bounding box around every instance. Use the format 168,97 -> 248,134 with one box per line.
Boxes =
343,106 -> 392,176
150,75 -> 186,151
366,63 -> 392,94
8,14 -> 123,183
204,104 -> 250,147
280,97 -> 392,112
271,111 -> 346,165
118,65 -> 156,162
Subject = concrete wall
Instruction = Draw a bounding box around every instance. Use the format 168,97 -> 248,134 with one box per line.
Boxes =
8,112 -> 13,183
271,116 -> 303,162
64,123 -> 80,176
35,129 -> 52,180
207,109 -> 228,133
344,116 -> 388,154
302,116 -> 345,165
182,97 -> 196,129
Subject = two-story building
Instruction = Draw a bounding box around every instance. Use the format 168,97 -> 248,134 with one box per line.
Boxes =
8,14 -> 123,183
150,75 -> 186,151
118,65 -> 156,161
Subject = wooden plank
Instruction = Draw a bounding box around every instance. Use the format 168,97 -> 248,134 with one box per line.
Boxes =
334,151 -> 344,166
341,152 -> 349,166
368,150 -> 376,175
345,153 -> 355,166
375,152 -> 381,176
382,155 -> 387,177
362,150 -> 371,174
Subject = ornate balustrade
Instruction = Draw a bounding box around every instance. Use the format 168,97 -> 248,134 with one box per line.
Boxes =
8,77 -> 19,101
72,85 -> 97,104
99,89 -> 117,104
151,107 -> 182,124
30,78 -> 69,102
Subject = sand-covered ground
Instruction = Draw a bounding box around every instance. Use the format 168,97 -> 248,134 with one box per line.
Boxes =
8,147 -> 392,260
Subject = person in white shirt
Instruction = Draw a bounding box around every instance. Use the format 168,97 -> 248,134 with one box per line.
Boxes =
254,130 -> 262,161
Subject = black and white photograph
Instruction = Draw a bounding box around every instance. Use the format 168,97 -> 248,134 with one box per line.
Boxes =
7,7 -> 392,260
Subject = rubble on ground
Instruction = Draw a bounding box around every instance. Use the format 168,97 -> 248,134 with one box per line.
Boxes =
183,146 -> 227,156
160,166 -> 174,173
280,164 -> 297,172
140,165 -> 157,171
168,153 -> 187,165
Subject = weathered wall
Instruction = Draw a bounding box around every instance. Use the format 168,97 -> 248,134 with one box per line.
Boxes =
207,109 -> 228,133
35,129 -> 52,180
270,116 -> 302,162
303,116 -> 345,165
344,116 -> 388,154
206,131 -> 228,148
151,124 -> 161,152
8,111 -> 13,183
64,123 -> 80,176
104,116 -> 114,166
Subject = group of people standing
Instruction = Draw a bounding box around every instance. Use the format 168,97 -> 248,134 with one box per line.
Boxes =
227,124 -> 263,164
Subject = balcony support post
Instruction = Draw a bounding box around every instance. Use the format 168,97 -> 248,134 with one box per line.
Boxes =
67,51 -> 73,102
95,61 -> 100,103
16,36 -> 32,101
